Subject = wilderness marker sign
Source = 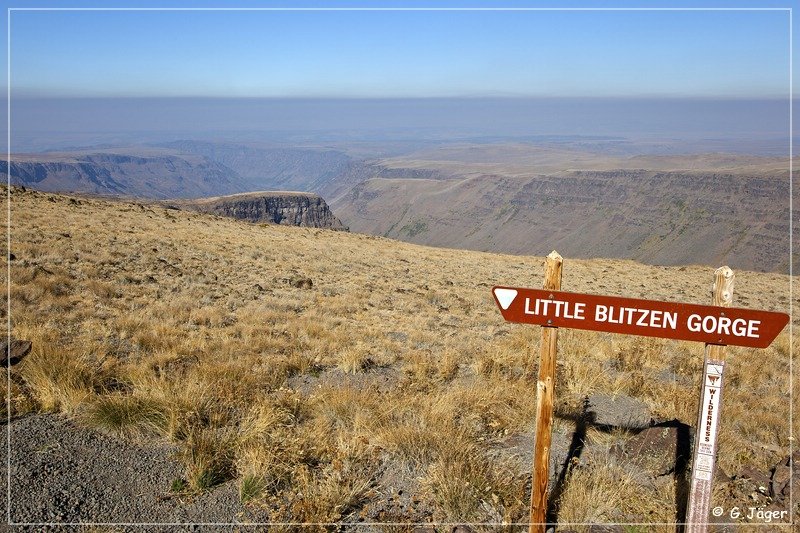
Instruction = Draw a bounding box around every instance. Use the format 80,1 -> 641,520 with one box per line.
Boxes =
492,252 -> 790,533
492,287 -> 788,349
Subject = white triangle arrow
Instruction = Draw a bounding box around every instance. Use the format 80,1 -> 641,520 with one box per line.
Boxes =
494,288 -> 518,310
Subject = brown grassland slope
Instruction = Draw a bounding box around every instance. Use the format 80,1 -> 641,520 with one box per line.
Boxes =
3,186 -> 797,529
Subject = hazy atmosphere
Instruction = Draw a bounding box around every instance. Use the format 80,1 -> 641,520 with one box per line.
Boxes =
4,3 -> 794,151
3,1 -> 797,530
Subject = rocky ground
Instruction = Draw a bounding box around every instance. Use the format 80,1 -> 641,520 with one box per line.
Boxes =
1,414 -> 270,531
2,393 -> 795,531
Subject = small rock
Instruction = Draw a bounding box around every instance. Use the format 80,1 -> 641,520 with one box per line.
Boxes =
289,276 -> 313,289
387,331 -> 408,342
587,393 -> 651,429
771,464 -> 790,498
738,466 -> 773,496
1,338 -> 32,367
610,424 -> 691,477
655,367 -> 690,385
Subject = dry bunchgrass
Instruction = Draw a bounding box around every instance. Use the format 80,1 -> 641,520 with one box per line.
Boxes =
424,432 -> 527,524
555,450 -> 677,531
79,395 -> 168,438
18,336 -> 106,414
284,438 -> 376,524
4,186 -> 797,526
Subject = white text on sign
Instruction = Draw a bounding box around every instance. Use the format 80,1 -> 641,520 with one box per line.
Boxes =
522,298 -> 761,339
524,298 -> 585,319
686,314 -> 759,338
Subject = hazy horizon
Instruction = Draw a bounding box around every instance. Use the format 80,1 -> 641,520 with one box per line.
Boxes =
6,96 -> 792,155
4,5 -> 794,156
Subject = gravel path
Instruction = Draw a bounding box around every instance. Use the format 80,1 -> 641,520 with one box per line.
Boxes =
1,414 -> 274,531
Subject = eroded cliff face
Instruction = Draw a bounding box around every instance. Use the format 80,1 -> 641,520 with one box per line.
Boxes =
333,170 -> 793,273
183,192 -> 347,230
3,153 -> 247,199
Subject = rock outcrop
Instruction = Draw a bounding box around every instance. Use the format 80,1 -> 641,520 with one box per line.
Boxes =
180,191 -> 347,230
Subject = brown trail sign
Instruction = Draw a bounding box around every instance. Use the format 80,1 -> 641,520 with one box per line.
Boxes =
492,254 -> 789,532
492,286 -> 788,349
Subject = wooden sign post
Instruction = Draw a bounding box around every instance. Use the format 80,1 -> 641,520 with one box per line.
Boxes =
492,258 -> 789,531
685,266 -> 734,530
529,251 -> 562,533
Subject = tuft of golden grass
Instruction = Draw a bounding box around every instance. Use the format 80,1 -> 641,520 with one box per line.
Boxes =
337,344 -> 375,374
5,186 -> 797,526
424,431 -> 527,523
19,340 -> 103,414
285,439 -> 375,524
78,395 -> 168,438
180,426 -> 238,492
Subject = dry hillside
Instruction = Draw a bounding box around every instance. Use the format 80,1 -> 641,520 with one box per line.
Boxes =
3,186 -> 797,529
331,144 -> 796,274
334,170 -> 793,274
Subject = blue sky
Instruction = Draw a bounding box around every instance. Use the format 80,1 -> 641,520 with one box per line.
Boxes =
2,1 -> 794,98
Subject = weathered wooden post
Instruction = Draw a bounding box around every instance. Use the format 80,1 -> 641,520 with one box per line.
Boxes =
686,266 -> 734,531
529,250 -> 562,533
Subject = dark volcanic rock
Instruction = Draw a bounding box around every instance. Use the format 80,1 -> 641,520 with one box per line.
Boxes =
610,424 -> 692,477
587,393 -> 652,430
183,191 -> 347,230
2,338 -> 32,367
288,275 -> 313,289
